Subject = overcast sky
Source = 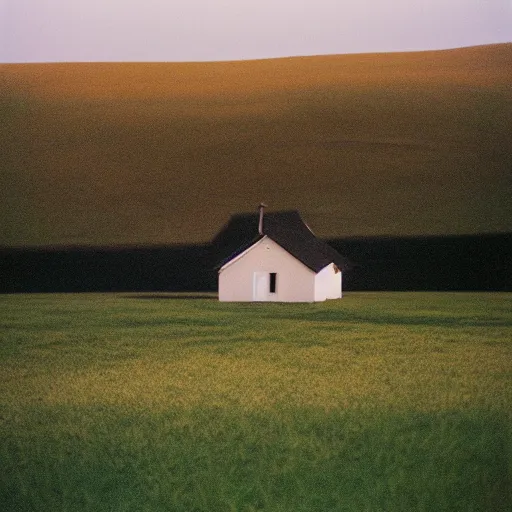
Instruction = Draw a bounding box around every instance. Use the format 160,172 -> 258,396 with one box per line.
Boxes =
1,0 -> 511,63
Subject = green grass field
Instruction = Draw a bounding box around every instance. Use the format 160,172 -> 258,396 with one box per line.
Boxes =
1,292 -> 511,511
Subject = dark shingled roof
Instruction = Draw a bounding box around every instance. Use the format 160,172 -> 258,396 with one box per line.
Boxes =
212,210 -> 348,273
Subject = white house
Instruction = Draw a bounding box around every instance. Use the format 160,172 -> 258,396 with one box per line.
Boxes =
213,206 -> 347,302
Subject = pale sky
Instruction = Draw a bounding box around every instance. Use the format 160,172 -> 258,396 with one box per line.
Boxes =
1,0 -> 511,63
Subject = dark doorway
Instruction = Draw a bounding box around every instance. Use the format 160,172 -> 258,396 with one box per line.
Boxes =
269,272 -> 277,293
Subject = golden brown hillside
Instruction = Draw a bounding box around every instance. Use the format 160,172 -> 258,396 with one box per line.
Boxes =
1,44 -> 511,247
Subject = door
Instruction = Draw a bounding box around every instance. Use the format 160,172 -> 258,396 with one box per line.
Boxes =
253,272 -> 268,301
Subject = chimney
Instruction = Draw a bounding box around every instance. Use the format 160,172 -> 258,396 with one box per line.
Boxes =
258,203 -> 267,235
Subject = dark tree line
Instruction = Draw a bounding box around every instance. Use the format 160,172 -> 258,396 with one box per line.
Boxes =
1,234 -> 511,293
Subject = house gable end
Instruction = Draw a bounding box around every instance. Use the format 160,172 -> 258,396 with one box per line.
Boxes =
219,235 -> 315,274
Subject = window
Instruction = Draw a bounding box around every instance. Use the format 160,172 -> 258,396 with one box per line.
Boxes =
269,272 -> 277,294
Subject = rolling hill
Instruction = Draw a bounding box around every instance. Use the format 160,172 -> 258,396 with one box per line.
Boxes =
1,44 -> 511,248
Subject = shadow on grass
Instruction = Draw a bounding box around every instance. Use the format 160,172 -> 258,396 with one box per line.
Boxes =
1,406 -> 509,511
123,294 -> 217,301
323,314 -> 511,328
262,309 -> 512,328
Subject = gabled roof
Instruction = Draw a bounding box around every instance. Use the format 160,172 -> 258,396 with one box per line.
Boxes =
212,210 -> 348,273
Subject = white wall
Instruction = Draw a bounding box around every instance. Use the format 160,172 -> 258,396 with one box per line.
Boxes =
218,236 -> 316,302
314,263 -> 342,301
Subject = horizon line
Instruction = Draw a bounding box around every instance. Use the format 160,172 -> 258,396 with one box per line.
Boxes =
2,42 -> 511,66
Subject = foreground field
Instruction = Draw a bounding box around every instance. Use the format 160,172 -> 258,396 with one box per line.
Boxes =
1,292 -> 511,510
